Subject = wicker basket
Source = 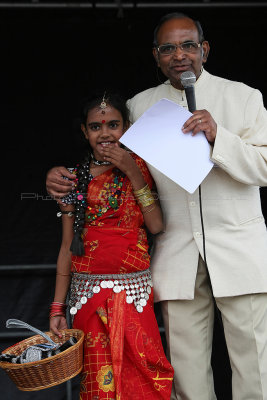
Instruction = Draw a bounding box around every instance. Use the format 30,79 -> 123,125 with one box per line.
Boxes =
0,329 -> 84,391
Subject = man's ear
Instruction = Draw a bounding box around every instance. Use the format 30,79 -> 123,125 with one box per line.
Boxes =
152,47 -> 160,67
202,41 -> 210,64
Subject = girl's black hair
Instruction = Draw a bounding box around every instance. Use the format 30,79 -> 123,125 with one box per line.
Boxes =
70,92 -> 129,256
81,92 -> 129,127
152,12 -> 205,47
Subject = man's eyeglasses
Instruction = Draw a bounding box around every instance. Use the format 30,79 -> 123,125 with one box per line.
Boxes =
157,41 -> 202,55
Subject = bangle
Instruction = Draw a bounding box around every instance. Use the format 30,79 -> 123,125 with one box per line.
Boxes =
137,194 -> 155,208
134,184 -> 150,197
57,211 -> 74,217
134,184 -> 155,208
142,204 -> 156,214
49,302 -> 67,319
49,313 -> 66,319
56,272 -> 71,277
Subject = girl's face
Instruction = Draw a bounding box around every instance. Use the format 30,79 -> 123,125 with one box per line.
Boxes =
81,105 -> 126,161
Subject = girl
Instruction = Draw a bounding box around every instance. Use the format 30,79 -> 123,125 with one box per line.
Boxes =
50,92 -> 173,399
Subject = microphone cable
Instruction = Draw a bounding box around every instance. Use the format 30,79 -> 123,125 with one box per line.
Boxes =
198,184 -> 224,328
198,184 -> 207,266
180,70 -> 222,324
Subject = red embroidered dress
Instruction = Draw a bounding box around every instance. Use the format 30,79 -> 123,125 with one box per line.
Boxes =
71,155 -> 173,399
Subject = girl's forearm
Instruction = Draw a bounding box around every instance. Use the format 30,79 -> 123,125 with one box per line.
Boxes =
53,247 -> 72,303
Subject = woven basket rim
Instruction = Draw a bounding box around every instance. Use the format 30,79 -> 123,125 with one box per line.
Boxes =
0,328 -> 84,369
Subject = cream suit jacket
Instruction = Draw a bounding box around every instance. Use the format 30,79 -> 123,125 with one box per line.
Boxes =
127,69 -> 267,301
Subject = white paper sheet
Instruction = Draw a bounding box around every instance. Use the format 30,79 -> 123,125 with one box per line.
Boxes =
120,98 -> 214,193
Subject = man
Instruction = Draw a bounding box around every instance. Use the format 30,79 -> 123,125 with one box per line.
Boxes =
47,13 -> 267,400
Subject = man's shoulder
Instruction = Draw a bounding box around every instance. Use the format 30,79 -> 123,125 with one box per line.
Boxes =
206,70 -> 258,96
128,83 -> 166,103
202,70 -> 264,117
127,83 -> 168,122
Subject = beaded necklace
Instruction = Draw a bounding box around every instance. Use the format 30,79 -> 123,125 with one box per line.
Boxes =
91,154 -> 111,166
85,170 -> 125,222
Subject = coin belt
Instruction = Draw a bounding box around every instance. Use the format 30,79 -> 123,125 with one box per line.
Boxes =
69,269 -> 153,316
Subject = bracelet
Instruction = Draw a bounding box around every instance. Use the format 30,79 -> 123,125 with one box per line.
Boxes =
134,184 -> 155,208
142,204 -> 156,214
49,313 -> 66,319
134,184 -> 150,197
56,272 -> 71,277
49,302 -> 67,319
57,211 -> 74,217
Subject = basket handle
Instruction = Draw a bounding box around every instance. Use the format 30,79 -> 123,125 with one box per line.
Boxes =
6,319 -> 57,346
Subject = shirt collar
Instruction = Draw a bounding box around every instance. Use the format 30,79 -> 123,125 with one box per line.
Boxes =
165,68 -> 209,94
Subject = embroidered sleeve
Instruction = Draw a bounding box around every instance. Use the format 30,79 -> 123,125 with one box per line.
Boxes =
130,153 -> 154,189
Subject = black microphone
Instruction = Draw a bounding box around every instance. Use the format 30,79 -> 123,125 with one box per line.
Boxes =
180,71 -> 196,113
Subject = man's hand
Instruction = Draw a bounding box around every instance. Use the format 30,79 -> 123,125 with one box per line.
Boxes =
182,109 -> 217,143
46,166 -> 75,204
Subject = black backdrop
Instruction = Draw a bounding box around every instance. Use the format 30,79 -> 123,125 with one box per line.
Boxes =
1,2 -> 267,399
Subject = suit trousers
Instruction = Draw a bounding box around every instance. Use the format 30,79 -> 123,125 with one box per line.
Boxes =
161,257 -> 267,400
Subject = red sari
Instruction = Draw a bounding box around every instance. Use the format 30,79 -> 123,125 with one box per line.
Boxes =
71,155 -> 173,399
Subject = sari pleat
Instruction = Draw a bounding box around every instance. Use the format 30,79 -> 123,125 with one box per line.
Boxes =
73,288 -> 173,400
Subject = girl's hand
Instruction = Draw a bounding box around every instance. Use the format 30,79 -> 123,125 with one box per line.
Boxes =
50,316 -> 68,338
100,145 -> 140,179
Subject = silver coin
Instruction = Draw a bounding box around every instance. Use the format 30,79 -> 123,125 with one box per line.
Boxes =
100,281 -> 107,289
126,296 -> 133,304
114,280 -> 119,285
107,280 -> 114,288
70,307 -> 77,315
140,298 -> 147,307
125,285 -> 129,290
131,289 -> 135,294
136,305 -> 143,313
113,285 -> 121,293
88,291 -> 93,298
81,296 -> 87,305
144,293 -> 149,300
147,286 -> 151,294
75,301 -> 82,310
93,286 -> 100,293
